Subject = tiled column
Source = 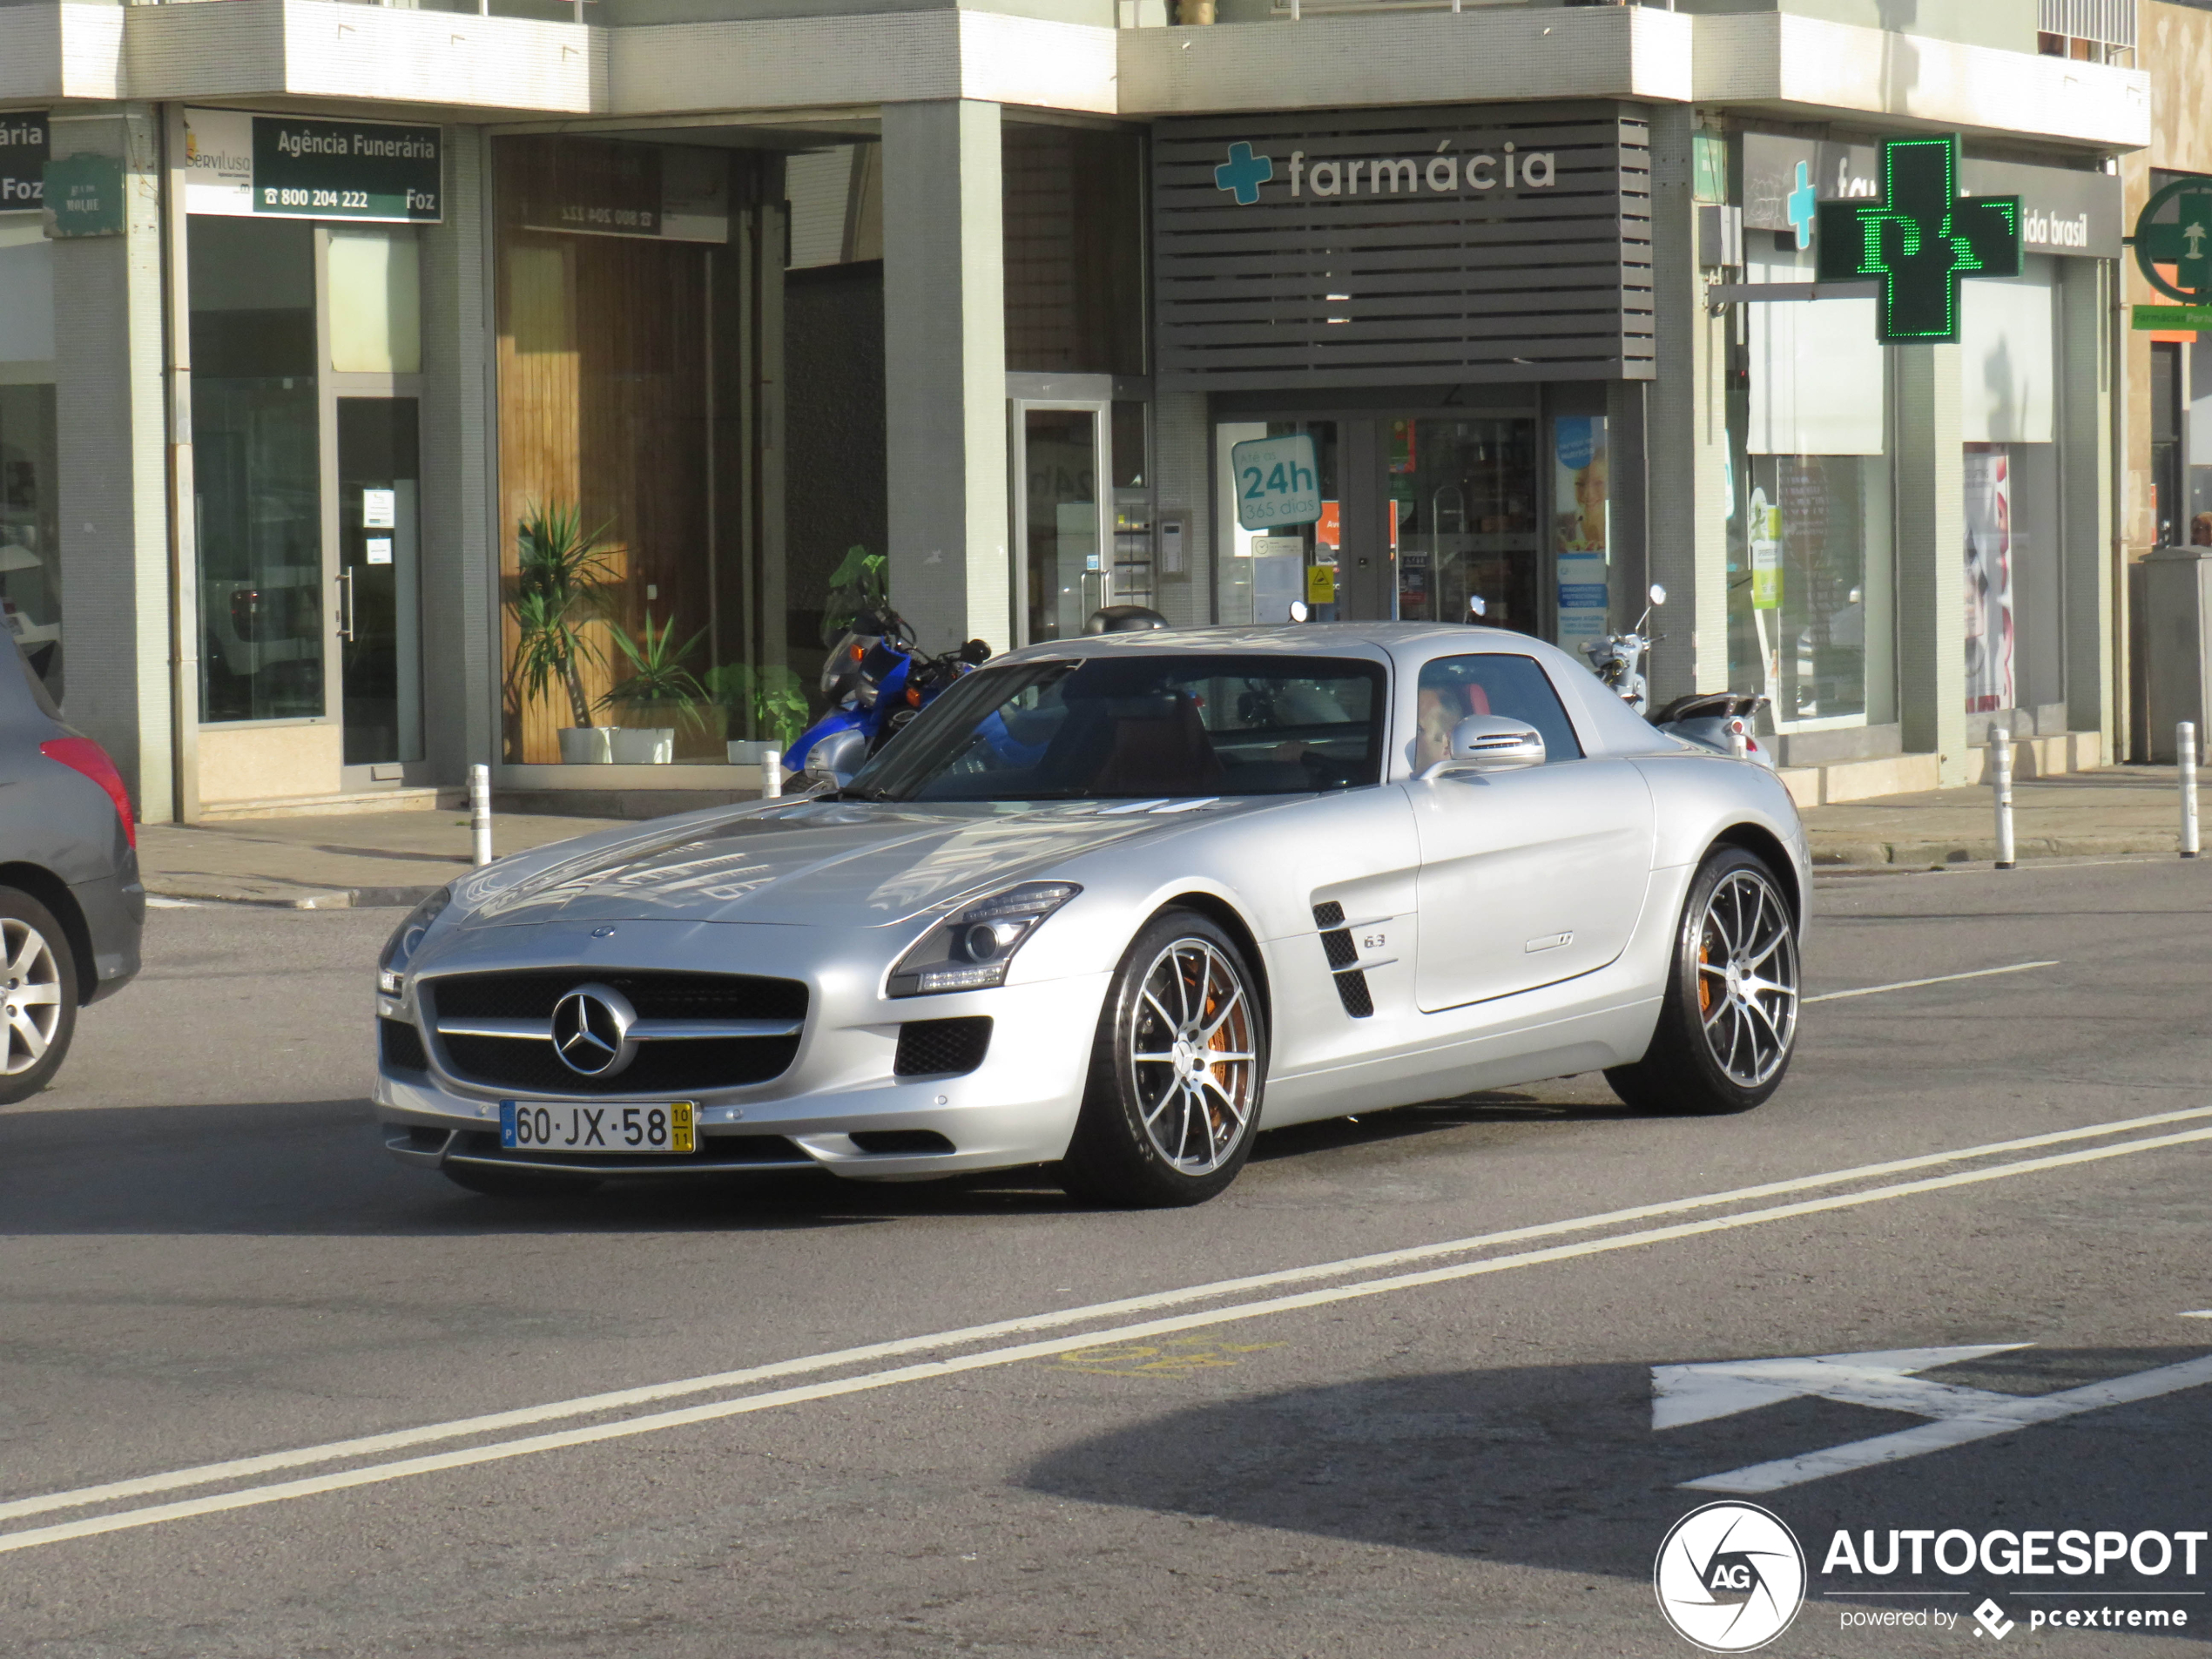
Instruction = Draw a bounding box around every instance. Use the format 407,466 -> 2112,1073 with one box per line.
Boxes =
881,100 -> 1009,655
1895,344 -> 1970,783
51,106 -> 174,820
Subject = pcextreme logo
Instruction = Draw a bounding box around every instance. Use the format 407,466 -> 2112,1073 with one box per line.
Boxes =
1656,1502 -> 1808,1653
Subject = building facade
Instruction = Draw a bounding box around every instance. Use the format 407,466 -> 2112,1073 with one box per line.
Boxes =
0,0 -> 2148,819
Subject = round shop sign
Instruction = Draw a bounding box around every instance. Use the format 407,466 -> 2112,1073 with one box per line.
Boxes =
2134,173 -> 2212,306
1653,1501 -> 1806,1653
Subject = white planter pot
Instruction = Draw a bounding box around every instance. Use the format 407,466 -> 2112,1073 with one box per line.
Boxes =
610,726 -> 674,765
557,726 -> 615,765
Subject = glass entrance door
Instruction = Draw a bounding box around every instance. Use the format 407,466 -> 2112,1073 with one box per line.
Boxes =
337,399 -> 422,770
1388,415 -> 1541,635
1013,404 -> 1109,645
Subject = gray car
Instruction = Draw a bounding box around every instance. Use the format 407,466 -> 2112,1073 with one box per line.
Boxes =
0,635 -> 143,1103
375,624 -> 1808,1207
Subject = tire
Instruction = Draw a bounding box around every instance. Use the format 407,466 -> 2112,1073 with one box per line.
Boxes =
0,888 -> 79,1107
1606,846 -> 1800,1116
442,1165 -> 603,1200
1059,910 -> 1267,1208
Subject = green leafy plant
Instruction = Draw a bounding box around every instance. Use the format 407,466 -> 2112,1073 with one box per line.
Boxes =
820,543 -> 888,647
601,610 -> 709,731
510,502 -> 617,730
705,662 -> 811,748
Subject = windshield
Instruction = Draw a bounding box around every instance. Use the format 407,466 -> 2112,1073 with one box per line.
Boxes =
846,653 -> 1386,803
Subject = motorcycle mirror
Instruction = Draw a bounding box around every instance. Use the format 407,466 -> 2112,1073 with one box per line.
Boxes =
959,637 -> 992,665
1468,596 -> 1487,618
1288,600 -> 1310,623
1649,583 -> 1668,606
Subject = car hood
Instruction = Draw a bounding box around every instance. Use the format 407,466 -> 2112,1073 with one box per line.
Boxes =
460,799 -> 1246,930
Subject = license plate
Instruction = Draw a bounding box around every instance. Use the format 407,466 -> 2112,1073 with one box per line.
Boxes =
499,1100 -> 696,1155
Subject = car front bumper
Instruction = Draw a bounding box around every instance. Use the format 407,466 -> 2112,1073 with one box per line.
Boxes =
374,918 -> 1109,1181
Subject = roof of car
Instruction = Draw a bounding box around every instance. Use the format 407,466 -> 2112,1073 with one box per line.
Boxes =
993,623 -> 1545,661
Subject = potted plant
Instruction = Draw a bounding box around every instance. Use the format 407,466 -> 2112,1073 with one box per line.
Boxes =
510,502 -> 617,765
600,610 -> 706,765
705,662 -> 810,766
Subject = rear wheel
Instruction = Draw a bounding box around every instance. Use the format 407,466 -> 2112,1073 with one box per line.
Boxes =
1059,911 -> 1265,1208
1606,847 -> 1798,1116
0,889 -> 78,1106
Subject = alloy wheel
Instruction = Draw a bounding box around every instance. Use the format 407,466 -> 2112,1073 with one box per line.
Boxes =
1128,938 -> 1258,1176
0,917 -> 64,1076
1694,868 -> 1798,1089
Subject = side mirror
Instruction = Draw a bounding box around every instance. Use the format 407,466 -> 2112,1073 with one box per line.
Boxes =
1419,715 -> 1546,780
802,727 -> 868,791
1468,595 -> 1487,618
1649,583 -> 1668,606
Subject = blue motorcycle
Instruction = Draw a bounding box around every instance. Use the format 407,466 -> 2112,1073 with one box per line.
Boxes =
786,610 -> 990,778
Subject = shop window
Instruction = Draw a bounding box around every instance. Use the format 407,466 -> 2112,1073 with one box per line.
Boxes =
1729,236 -> 1893,730
328,227 -> 421,375
2152,341 -> 2182,549
492,133 -> 887,766
190,216 -> 324,724
1213,420 -> 1339,624
1959,257 -> 2062,715
1406,418 -> 1540,634
1002,124 -> 1145,377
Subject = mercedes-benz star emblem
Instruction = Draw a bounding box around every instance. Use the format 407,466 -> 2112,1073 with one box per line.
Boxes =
550,982 -> 638,1078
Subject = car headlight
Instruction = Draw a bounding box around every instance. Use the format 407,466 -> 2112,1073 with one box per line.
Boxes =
377,887 -> 452,995
887,882 -> 1080,998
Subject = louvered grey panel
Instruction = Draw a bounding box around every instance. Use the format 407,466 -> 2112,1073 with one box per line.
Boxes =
1153,103 -> 1652,390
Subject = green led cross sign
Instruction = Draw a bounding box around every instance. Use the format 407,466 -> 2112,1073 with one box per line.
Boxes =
1814,133 -> 2020,344
2133,174 -> 2212,306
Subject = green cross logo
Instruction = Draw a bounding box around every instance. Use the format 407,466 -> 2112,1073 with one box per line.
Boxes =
1813,134 -> 2020,344
2134,174 -> 2212,307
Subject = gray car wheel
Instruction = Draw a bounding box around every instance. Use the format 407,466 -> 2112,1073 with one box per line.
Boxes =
0,889 -> 78,1106
1605,846 -> 1799,1116
1060,909 -> 1266,1208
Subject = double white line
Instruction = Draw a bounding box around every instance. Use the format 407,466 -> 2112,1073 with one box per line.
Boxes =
3,1103 -> 2209,1555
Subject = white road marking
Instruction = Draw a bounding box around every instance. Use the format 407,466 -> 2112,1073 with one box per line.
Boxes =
2182,1311 -> 2212,1319
1804,961 -> 2060,1004
1653,1345 -> 2030,1429
144,897 -> 201,909
3,1121 -> 2210,1555
1683,1351 -> 2212,1494
5,1105 -> 2209,1530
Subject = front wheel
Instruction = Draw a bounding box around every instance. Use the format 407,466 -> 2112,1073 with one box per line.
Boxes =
1059,911 -> 1267,1208
1606,847 -> 1799,1116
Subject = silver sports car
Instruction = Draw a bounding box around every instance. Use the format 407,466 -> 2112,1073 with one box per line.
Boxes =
375,624 -> 1808,1207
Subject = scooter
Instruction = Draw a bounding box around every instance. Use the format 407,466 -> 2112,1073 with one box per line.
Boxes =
785,610 -> 990,780
1578,584 -> 1775,768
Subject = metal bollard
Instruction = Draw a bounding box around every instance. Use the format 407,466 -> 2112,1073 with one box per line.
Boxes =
761,748 -> 783,801
1990,727 -> 2015,871
469,763 -> 493,867
2182,722 -> 2201,860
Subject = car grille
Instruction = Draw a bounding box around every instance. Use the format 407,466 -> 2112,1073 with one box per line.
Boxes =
422,969 -> 808,1096
380,1018 -> 430,1073
893,1017 -> 993,1077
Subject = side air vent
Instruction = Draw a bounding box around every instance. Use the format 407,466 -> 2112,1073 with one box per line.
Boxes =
380,1018 -> 430,1073
1311,900 -> 1372,1020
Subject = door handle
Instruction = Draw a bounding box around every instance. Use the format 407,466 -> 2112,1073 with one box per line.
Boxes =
336,569 -> 355,643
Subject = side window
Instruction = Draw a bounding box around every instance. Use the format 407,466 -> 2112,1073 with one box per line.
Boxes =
1414,654 -> 1584,771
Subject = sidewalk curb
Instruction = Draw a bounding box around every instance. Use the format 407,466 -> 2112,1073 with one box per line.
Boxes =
1811,833 -> 2182,867
144,881 -> 442,910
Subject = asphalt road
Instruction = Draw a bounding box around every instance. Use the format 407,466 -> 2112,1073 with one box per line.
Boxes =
5,858 -> 2212,1657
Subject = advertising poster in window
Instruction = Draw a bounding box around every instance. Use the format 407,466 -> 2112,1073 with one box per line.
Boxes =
1963,448 -> 2015,713
1553,415 -> 1609,641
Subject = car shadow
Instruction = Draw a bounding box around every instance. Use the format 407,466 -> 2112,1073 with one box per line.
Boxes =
0,1084 -> 1635,1238
1018,1351 -> 2212,1618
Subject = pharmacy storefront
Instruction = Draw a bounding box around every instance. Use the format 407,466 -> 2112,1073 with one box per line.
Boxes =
1152,103 -> 1653,647
0,112 -> 57,694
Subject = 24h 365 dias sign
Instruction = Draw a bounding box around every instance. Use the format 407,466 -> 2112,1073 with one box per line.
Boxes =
1814,133 -> 2021,344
